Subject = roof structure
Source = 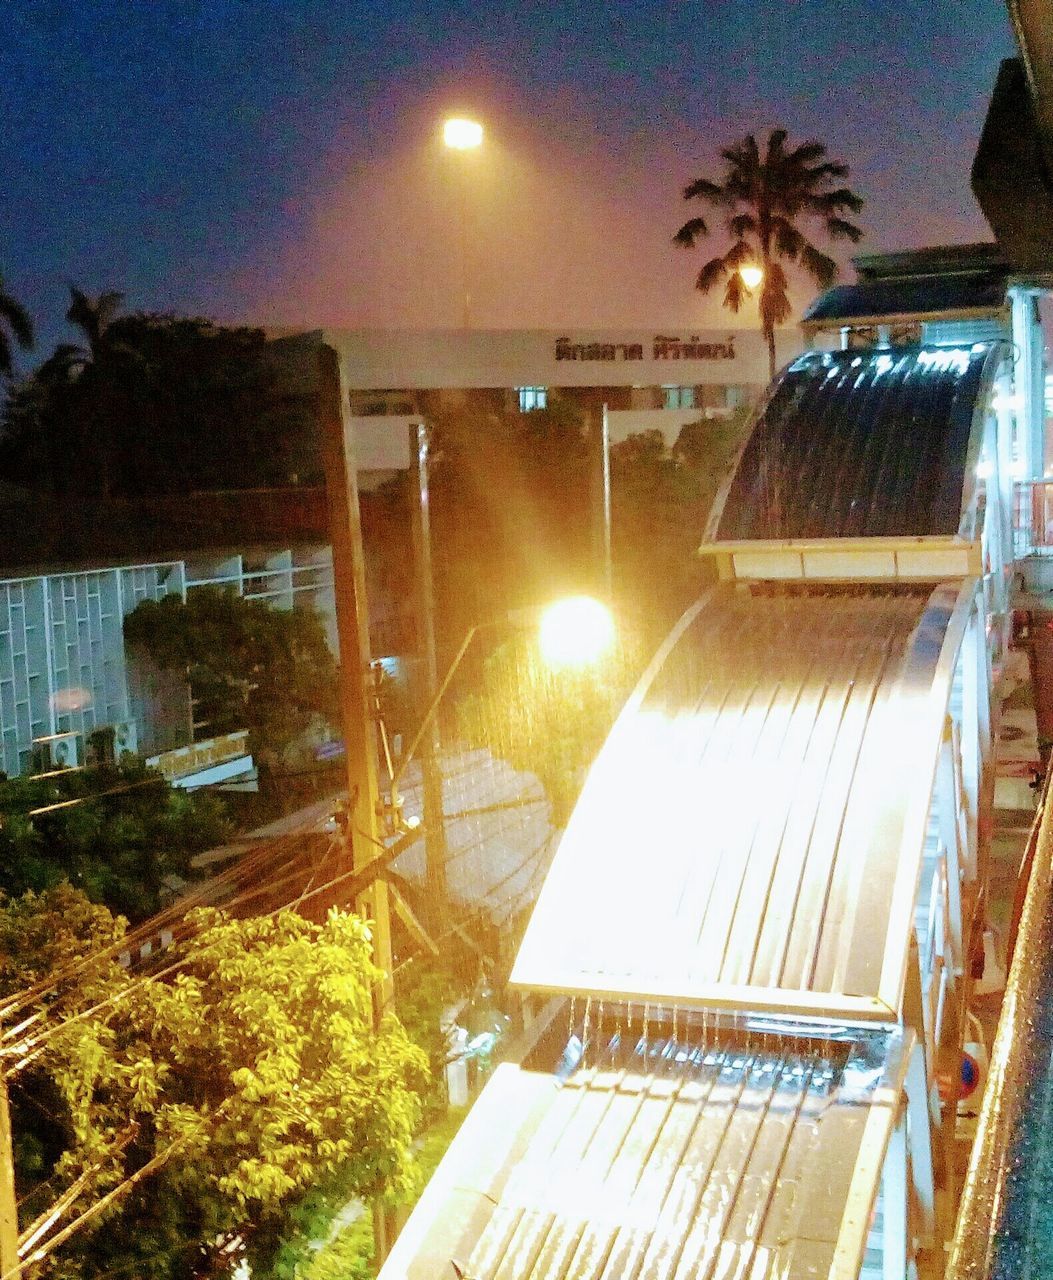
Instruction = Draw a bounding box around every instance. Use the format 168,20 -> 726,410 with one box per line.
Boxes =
511,583 -> 966,1022
712,345 -> 999,542
382,1025 -> 912,1280
803,243 -> 1013,328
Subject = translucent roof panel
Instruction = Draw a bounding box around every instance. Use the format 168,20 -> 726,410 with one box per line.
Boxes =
713,345 -> 1000,542
511,583 -> 965,1020
380,1025 -> 912,1280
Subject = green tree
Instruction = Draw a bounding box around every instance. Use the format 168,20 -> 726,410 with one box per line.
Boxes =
0,312 -> 315,497
610,412 -> 753,626
428,395 -> 592,644
674,128 -> 864,379
455,628 -> 642,827
0,275 -> 33,381
2,890 -> 428,1280
123,587 -> 339,770
0,759 -> 229,921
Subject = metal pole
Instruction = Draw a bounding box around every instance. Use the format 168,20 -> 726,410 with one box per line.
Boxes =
600,403 -> 612,599
318,343 -> 393,1010
458,162 -> 470,329
0,1077 -> 18,1279
589,405 -> 613,599
408,422 -> 449,930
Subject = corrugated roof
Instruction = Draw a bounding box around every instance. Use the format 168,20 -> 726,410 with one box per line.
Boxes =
381,1025 -> 911,1280
713,345 -> 998,542
803,275 -> 1007,325
510,584 -> 963,1020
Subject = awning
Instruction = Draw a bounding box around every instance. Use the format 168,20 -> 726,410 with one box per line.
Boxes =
381,1025 -> 913,1280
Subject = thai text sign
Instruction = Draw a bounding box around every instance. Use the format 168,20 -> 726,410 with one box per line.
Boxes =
555,335 -> 736,361
146,730 -> 250,781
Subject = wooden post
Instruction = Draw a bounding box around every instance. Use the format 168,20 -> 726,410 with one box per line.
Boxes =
318,343 -> 394,1010
408,423 -> 449,932
0,1076 -> 18,1279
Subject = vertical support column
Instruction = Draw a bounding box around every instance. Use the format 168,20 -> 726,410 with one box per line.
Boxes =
318,343 -> 394,1009
409,422 -> 449,932
882,1109 -> 909,1280
1010,286 -> 1045,482
0,1076 -> 18,1280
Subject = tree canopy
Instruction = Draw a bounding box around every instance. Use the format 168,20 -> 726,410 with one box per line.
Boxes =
0,310 -> 316,497
427,396 -> 593,644
0,759 -> 229,921
123,587 -> 339,770
0,276 -> 33,383
674,128 -> 864,378
3,889 -> 428,1280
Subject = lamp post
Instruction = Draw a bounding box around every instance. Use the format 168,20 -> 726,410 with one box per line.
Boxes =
443,116 -> 483,329
738,263 -> 771,382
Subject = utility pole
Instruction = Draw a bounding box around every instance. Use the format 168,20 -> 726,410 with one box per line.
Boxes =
408,423 -> 449,933
589,403 -> 613,599
0,1075 -> 18,1279
318,343 -> 394,1010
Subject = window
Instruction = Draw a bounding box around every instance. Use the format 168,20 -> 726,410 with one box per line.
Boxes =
517,386 -> 547,412
662,385 -> 695,410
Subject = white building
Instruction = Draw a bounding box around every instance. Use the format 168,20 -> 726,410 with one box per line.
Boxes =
0,544 -> 334,783
276,326 -> 805,475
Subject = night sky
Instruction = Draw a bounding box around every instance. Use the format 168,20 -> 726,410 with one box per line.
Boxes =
2,0 -> 1016,361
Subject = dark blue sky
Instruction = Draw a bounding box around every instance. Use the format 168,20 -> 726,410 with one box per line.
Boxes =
2,0 -> 1016,360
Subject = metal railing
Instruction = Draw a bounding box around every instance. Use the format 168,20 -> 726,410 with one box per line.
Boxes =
946,774 -> 1053,1278
1013,480 -> 1053,557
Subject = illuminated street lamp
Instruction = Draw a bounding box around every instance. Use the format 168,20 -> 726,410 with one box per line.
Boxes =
739,263 -> 764,291
443,116 -> 483,328
443,117 -> 483,150
538,596 -> 616,670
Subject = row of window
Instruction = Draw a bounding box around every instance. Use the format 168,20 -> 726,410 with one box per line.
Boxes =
515,386 -> 748,413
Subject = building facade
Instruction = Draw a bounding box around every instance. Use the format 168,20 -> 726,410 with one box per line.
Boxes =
272,326 -> 805,476
0,544 -> 335,782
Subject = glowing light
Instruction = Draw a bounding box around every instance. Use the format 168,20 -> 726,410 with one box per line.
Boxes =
443,117 -> 483,150
918,347 -> 970,375
739,263 -> 764,290
976,460 -> 994,480
538,596 -> 615,670
873,354 -> 894,378
51,687 -> 92,713
992,393 -> 1022,413
1009,459 -> 1026,479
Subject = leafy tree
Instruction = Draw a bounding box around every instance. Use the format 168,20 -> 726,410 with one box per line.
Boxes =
610,412 -> 752,627
0,759 -> 229,921
0,275 -> 33,382
123,587 -> 339,770
3,890 -> 428,1280
674,128 -> 864,378
428,395 -> 593,645
455,628 -> 642,827
1,312 -> 315,497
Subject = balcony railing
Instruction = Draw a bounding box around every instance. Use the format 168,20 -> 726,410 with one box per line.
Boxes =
1014,481 -> 1053,557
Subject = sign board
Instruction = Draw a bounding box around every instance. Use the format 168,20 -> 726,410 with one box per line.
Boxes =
146,730 -> 251,782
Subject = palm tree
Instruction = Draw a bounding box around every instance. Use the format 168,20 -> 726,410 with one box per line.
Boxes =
674,129 -> 864,380
64,285 -> 126,499
66,285 -> 124,361
0,275 -> 34,381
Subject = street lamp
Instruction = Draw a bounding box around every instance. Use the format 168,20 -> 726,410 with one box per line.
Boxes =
443,117 -> 483,150
391,594 -> 616,799
443,115 -> 483,328
739,263 -> 764,291
538,596 -> 616,670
